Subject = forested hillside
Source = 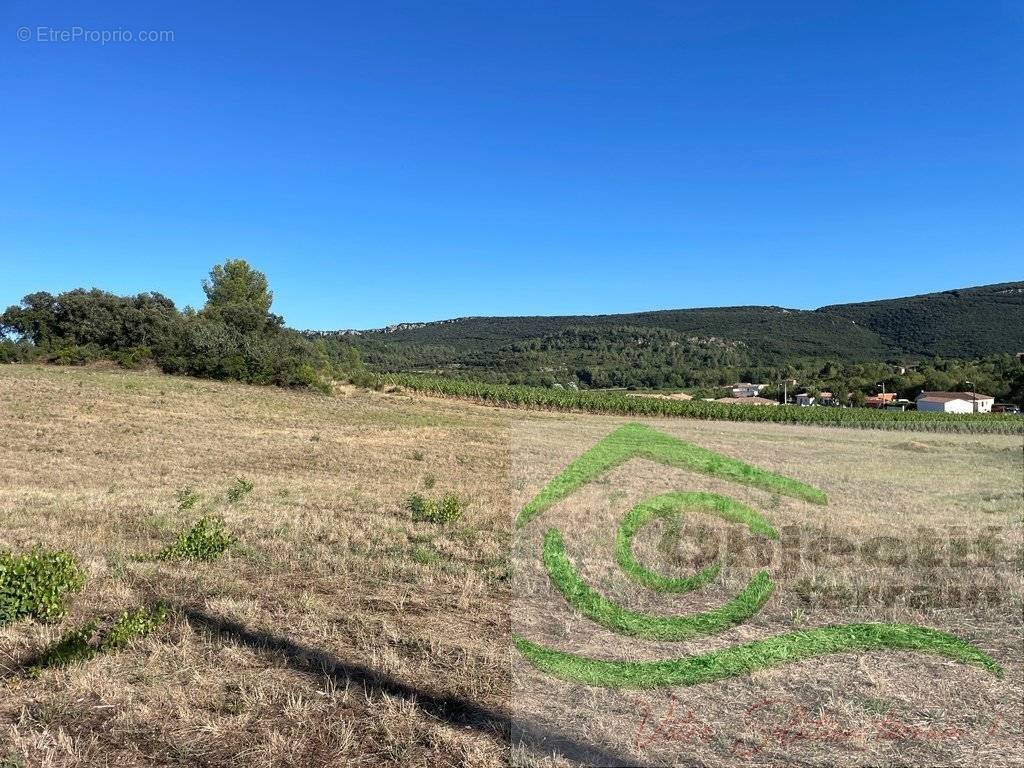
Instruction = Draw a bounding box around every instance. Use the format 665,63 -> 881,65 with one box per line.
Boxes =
819,282 -> 1024,357
306,281 -> 1024,392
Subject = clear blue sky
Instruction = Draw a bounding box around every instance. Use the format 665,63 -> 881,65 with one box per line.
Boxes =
2,2 -> 1021,329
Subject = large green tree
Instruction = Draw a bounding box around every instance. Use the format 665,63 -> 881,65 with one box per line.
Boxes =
201,259 -> 281,333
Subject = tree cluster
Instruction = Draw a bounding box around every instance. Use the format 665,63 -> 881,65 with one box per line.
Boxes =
0,260 -> 362,393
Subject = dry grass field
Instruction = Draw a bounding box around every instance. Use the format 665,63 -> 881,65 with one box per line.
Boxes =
1,365 -> 1020,767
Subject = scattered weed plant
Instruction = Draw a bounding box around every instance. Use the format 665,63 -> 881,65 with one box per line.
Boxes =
0,548 -> 85,626
31,604 -> 169,674
406,492 -> 464,524
154,516 -> 234,562
175,486 -> 202,510
226,477 -> 254,503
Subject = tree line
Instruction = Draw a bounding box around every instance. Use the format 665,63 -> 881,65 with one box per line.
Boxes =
0,260 -> 362,393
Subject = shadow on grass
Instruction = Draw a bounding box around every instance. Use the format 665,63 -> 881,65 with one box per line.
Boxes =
179,604 -> 638,766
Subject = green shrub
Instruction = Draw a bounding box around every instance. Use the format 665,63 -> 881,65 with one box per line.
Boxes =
346,370 -> 376,389
226,477 -> 254,503
154,516 -> 234,561
406,492 -> 464,524
48,344 -> 102,366
406,493 -> 429,519
423,473 -> 436,489
175,486 -> 201,510
100,604 -> 169,651
31,620 -> 99,671
112,346 -> 152,369
31,603 -> 168,673
294,363 -> 332,395
0,548 -> 85,626
435,493 -> 463,523
0,339 -> 39,364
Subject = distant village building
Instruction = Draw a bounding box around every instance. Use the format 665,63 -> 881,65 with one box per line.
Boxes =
715,396 -> 778,406
817,391 -> 837,406
731,383 -> 766,398
915,391 -> 994,414
864,392 -> 897,408
885,399 -> 912,411
794,393 -> 815,407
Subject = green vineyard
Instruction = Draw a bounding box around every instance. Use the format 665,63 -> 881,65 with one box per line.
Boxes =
371,373 -> 1024,434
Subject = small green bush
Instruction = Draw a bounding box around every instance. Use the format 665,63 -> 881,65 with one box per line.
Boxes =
406,493 -> 429,519
422,473 -> 436,489
31,603 -> 168,673
411,546 -> 442,566
48,344 -> 102,366
31,620 -> 98,671
294,363 -> 332,395
0,548 -> 85,626
435,493 -> 463,523
154,516 -> 234,561
226,477 -> 254,503
175,486 -> 202,510
406,492 -> 464,524
112,346 -> 152,369
101,604 -> 169,651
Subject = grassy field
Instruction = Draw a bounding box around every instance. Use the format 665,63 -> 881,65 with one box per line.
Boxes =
0,365 -> 1021,767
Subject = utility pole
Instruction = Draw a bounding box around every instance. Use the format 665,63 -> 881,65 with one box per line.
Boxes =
780,378 -> 794,405
966,380 -> 976,414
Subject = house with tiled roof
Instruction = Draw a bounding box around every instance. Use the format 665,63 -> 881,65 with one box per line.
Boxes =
915,391 -> 994,414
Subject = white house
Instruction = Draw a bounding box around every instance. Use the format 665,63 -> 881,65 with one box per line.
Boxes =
794,393 -> 815,407
915,391 -> 994,414
731,383 -> 766,398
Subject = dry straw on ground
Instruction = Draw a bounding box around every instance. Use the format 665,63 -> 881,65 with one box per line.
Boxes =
0,365 -> 1020,767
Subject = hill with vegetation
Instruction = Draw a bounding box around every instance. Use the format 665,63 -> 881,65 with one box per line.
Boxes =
325,281 -> 1023,364
819,281 -> 1024,358
306,281 -> 1024,400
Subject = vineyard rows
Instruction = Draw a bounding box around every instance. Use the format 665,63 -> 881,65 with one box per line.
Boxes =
370,374 -> 1024,434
